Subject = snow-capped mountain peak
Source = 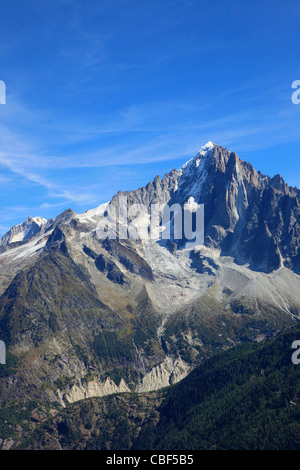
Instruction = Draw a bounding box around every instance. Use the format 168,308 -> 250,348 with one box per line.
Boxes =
0,216 -> 48,246
31,216 -> 48,227
181,141 -> 216,171
198,141 -> 215,154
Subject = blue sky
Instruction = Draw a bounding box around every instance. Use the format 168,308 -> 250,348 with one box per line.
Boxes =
0,0 -> 300,236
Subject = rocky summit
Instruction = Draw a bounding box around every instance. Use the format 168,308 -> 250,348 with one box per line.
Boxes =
0,142 -> 299,410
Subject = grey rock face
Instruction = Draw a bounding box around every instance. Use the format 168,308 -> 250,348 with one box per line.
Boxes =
0,216 -> 48,247
115,143 -> 300,273
0,142 -> 299,406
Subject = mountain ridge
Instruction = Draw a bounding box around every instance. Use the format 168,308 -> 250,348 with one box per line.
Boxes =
0,216 -> 48,248
0,142 -> 299,408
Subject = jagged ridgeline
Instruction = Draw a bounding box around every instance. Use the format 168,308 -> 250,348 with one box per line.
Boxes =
0,142 -> 299,419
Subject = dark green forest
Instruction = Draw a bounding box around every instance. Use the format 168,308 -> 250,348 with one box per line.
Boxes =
137,325 -> 300,450
2,324 -> 300,450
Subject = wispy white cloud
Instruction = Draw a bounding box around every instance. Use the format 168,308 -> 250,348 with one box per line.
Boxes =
1,86 -> 299,174
0,0 -> 299,238
0,63 -> 299,229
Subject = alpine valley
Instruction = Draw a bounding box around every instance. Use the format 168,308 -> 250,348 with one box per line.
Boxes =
0,142 -> 300,450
